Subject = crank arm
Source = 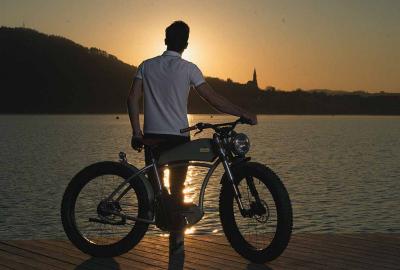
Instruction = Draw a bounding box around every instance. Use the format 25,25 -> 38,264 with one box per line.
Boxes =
104,210 -> 155,224
88,217 -> 126,225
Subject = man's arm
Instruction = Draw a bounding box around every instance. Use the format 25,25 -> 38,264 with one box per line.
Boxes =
127,78 -> 143,137
195,82 -> 257,124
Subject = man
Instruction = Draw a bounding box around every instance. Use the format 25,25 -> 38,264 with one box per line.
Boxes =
127,20 -> 257,255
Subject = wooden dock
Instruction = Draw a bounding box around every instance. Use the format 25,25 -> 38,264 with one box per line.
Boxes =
0,234 -> 398,270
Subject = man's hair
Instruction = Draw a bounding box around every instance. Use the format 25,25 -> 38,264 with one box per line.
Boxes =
165,21 -> 190,52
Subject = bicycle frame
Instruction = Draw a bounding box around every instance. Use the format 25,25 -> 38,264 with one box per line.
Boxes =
103,156 -> 222,225
103,125 -> 249,225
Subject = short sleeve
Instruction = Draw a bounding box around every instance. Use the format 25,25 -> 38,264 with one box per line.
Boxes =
135,62 -> 144,79
189,64 -> 206,87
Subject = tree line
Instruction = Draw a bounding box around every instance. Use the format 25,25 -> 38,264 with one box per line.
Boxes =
1,27 -> 399,114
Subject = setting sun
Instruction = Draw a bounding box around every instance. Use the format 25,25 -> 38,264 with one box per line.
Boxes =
2,0 -> 399,91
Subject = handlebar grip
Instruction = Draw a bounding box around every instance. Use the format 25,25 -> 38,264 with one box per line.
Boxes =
180,126 -> 197,133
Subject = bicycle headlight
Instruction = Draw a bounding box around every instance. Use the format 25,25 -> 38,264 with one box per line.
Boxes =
232,133 -> 250,156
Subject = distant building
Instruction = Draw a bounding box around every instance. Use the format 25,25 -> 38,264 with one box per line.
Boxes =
265,86 -> 276,92
246,68 -> 258,89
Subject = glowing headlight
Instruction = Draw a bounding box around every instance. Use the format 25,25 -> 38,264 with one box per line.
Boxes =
232,133 -> 250,156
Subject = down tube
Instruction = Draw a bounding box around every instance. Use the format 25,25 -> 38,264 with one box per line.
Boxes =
198,160 -> 221,211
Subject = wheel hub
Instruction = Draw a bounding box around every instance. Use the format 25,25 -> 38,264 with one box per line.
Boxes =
97,200 -> 122,217
248,200 -> 269,223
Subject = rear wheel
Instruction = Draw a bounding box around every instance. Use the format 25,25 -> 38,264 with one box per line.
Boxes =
61,161 -> 152,257
219,162 -> 292,263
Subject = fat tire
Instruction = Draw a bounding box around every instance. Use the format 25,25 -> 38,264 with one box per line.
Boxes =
219,162 -> 293,263
61,161 -> 151,257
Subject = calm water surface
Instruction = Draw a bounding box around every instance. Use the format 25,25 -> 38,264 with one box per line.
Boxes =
0,115 -> 399,239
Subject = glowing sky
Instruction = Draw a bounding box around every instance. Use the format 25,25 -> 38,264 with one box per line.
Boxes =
1,0 -> 399,92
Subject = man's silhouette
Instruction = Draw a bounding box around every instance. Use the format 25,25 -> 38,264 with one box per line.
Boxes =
127,20 -> 256,256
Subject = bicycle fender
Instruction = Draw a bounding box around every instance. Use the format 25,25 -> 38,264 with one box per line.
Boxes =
123,162 -> 155,215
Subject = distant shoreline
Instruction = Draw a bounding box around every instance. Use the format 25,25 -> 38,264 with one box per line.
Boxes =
2,27 -> 400,116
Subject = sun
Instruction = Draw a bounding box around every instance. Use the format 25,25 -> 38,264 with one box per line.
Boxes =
151,41 -> 199,63
182,47 -> 196,62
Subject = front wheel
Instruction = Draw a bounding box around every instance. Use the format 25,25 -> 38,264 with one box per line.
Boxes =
219,162 -> 293,263
61,161 -> 152,257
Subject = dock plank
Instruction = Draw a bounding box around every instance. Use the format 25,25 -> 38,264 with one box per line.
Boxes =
0,242 -> 74,270
275,234 -> 398,270
17,240 -> 160,270
0,234 -> 398,270
170,236 -> 326,270
185,236 -> 328,269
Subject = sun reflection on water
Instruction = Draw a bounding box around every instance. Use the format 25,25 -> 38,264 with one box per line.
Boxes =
183,167 -> 195,204
161,166 -> 199,233
185,227 -> 196,235
163,167 -> 170,193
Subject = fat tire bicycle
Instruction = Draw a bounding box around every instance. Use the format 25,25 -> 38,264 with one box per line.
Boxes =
61,117 -> 293,263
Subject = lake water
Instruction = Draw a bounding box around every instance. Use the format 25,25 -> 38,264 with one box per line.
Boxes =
0,115 -> 399,239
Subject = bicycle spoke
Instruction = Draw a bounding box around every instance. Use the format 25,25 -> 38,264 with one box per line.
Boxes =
74,174 -> 139,245
233,176 -> 277,250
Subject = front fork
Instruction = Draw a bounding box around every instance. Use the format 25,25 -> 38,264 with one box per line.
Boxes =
214,135 -> 249,217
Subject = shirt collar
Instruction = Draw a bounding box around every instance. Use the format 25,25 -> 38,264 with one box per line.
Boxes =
162,50 -> 182,58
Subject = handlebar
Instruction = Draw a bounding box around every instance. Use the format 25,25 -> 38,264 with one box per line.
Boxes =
180,117 -> 252,134
180,126 -> 198,133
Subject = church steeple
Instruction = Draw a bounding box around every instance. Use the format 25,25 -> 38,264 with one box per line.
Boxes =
246,68 -> 259,89
252,68 -> 258,88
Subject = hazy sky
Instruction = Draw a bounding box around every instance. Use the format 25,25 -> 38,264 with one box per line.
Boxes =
1,0 -> 399,92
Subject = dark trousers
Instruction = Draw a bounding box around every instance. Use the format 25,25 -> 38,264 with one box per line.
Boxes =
144,133 -> 190,206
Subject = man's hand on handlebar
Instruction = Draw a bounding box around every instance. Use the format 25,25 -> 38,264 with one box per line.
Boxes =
241,112 -> 258,125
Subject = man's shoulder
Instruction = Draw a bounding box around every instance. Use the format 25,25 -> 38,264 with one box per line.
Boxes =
141,55 -> 162,65
178,57 -> 195,66
179,59 -> 200,72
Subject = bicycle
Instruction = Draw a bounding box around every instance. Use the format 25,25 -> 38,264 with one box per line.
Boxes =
61,117 -> 293,263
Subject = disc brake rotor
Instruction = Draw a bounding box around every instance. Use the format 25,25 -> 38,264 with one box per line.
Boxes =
253,200 -> 270,223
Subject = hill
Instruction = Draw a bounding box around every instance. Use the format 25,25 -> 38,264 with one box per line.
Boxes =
1,27 -> 399,114
0,27 -> 136,113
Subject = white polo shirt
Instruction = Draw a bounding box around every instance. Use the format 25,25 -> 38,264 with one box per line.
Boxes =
135,50 -> 206,136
